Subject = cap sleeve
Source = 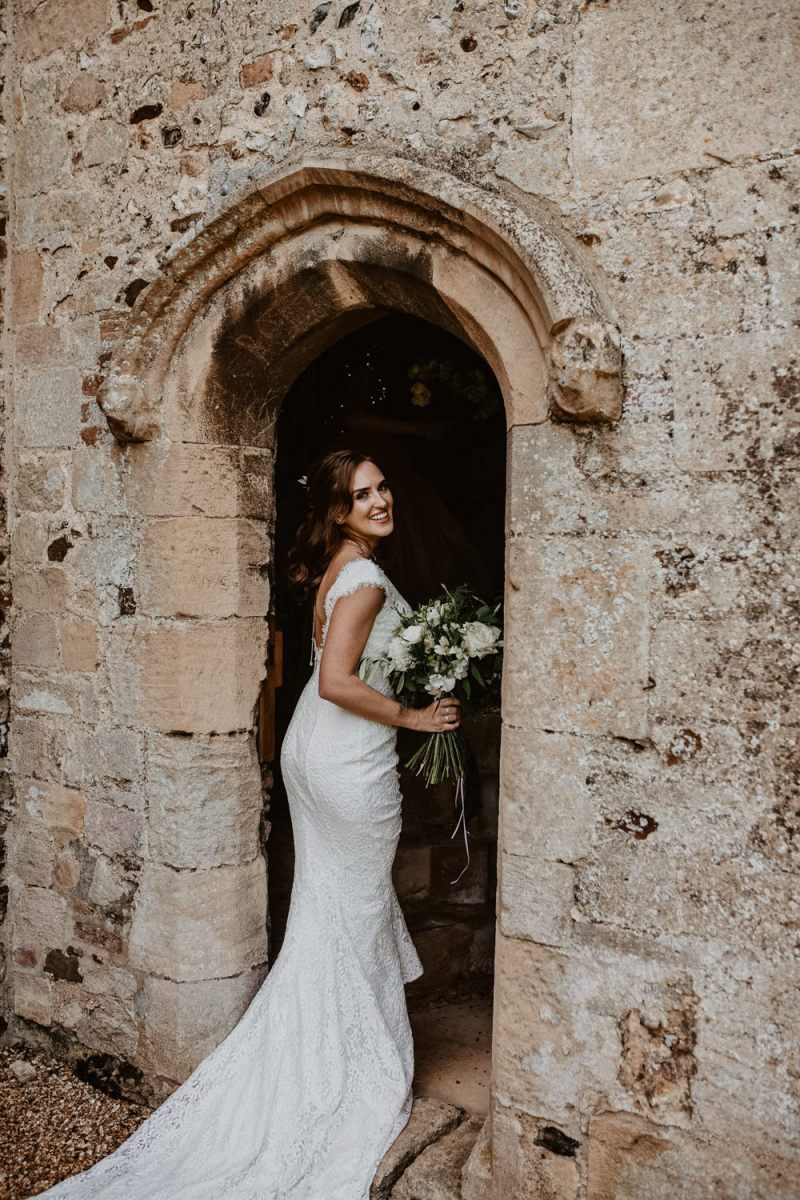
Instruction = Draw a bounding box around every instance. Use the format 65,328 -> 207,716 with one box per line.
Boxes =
323,559 -> 386,626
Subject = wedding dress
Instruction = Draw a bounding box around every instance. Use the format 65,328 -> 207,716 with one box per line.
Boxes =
34,557 -> 423,1200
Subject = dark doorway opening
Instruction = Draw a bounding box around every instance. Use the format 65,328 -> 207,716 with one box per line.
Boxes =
263,312 -> 505,1111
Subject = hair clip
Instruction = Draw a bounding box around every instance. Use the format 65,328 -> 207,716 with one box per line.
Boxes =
297,475 -> 308,488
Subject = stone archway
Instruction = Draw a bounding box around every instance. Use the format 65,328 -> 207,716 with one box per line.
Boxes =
101,152 -> 622,1123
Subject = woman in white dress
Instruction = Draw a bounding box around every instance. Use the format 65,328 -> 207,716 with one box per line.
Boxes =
33,450 -> 461,1200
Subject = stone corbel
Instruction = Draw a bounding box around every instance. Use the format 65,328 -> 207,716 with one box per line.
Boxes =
546,318 -> 623,423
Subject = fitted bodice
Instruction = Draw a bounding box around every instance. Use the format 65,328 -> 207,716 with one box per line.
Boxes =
313,557 -> 411,696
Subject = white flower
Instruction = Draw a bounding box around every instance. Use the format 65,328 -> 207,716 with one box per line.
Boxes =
387,636 -> 414,671
401,624 -> 424,644
425,607 -> 441,626
425,673 -> 456,696
451,658 -> 468,680
462,621 -> 501,659
432,638 -> 450,657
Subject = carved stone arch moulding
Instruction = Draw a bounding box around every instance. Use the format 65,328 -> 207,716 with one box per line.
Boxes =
98,152 -> 623,443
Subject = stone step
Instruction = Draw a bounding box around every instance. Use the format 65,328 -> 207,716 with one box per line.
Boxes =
390,1115 -> 486,1199
371,1097 -> 466,1200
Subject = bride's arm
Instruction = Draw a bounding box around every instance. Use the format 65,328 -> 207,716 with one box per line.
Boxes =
318,589 -> 459,733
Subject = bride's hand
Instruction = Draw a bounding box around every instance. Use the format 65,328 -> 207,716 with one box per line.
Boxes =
407,697 -> 461,733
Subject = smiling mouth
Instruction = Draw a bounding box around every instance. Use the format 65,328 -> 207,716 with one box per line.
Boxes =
370,512 -> 390,522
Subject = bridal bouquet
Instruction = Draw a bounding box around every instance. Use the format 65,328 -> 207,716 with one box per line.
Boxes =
363,584 -> 503,786
362,585 -> 502,883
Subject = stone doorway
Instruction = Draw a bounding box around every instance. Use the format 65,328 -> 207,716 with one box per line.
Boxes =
265,312 -> 506,1115
70,152 -> 620,1191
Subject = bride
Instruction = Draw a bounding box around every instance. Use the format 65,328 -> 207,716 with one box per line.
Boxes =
34,449 -> 461,1200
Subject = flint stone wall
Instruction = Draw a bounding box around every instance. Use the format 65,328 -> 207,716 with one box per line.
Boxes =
1,1 -> 798,1197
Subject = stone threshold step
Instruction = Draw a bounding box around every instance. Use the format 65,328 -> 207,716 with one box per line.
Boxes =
372,1097 -> 484,1200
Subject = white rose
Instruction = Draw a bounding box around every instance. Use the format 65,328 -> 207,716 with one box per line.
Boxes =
425,673 -> 456,696
462,621 -> 501,659
387,636 -> 414,671
401,624 -> 424,644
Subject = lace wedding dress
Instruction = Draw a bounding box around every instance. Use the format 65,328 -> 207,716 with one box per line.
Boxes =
35,557 -> 423,1200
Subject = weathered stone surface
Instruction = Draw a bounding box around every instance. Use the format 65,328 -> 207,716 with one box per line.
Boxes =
138,517 -> 270,618
62,726 -> 143,788
15,368 -> 83,448
19,0 -> 108,59
14,614 -> 59,668
4,4 -> 799,1196
573,2 -> 800,189
139,971 -> 266,1081
129,859 -> 267,982
391,1115 -> 484,1199
505,535 -> 650,737
84,800 -> 144,858
372,1098 -> 466,1200
146,732 -> 262,869
491,1103 -> 581,1200
59,618 -> 100,672
499,854 -> 574,949
16,454 -> 67,512
137,620 -> 269,733
13,972 -> 55,1027
20,779 -> 86,836
122,443 -> 245,517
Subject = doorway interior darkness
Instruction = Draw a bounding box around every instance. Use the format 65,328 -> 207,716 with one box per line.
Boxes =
265,312 -> 506,1016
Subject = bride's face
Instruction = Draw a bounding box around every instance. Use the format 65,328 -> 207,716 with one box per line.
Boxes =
340,460 -> 394,547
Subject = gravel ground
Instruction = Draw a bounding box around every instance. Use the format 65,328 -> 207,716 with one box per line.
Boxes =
0,1044 -> 153,1200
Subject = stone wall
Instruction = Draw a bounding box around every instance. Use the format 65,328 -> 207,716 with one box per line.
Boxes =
3,1 -> 798,1196
0,0 -> 12,1036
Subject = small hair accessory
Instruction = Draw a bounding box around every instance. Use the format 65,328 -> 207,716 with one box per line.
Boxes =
297,475 -> 308,488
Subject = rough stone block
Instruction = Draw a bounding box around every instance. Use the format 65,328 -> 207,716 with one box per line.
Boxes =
59,618 -> 100,671
573,2 -> 800,189
71,445 -> 121,513
13,885 -> 69,950
88,856 -> 134,908
129,858 -> 268,982
121,442 -> 243,517
671,329 -> 799,472
14,613 -> 59,668
13,972 -> 55,1027
491,1103 -> 581,1200
84,799 -> 144,858
14,567 -> 69,613
62,726 -> 143,787
11,251 -> 44,326
146,732 -> 262,869
16,368 -> 83,448
138,620 -> 268,734
391,1115 -> 484,1199
139,971 -> 266,1081
501,725 -> 594,866
139,517 -> 270,619
20,778 -> 85,836
7,824 -> 56,888
499,854 -> 574,948
650,616 -> 794,727
19,0 -> 108,59
16,454 -> 67,512
504,535 -> 650,737
372,1098 -> 466,1200
12,715 -> 64,781
492,937 -> 623,1125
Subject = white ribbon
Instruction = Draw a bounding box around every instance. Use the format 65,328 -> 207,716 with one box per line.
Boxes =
449,774 -> 471,885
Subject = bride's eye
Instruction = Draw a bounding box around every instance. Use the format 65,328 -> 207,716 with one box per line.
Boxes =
378,480 -> 390,492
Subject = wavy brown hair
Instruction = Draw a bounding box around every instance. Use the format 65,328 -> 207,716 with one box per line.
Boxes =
287,450 -> 377,600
